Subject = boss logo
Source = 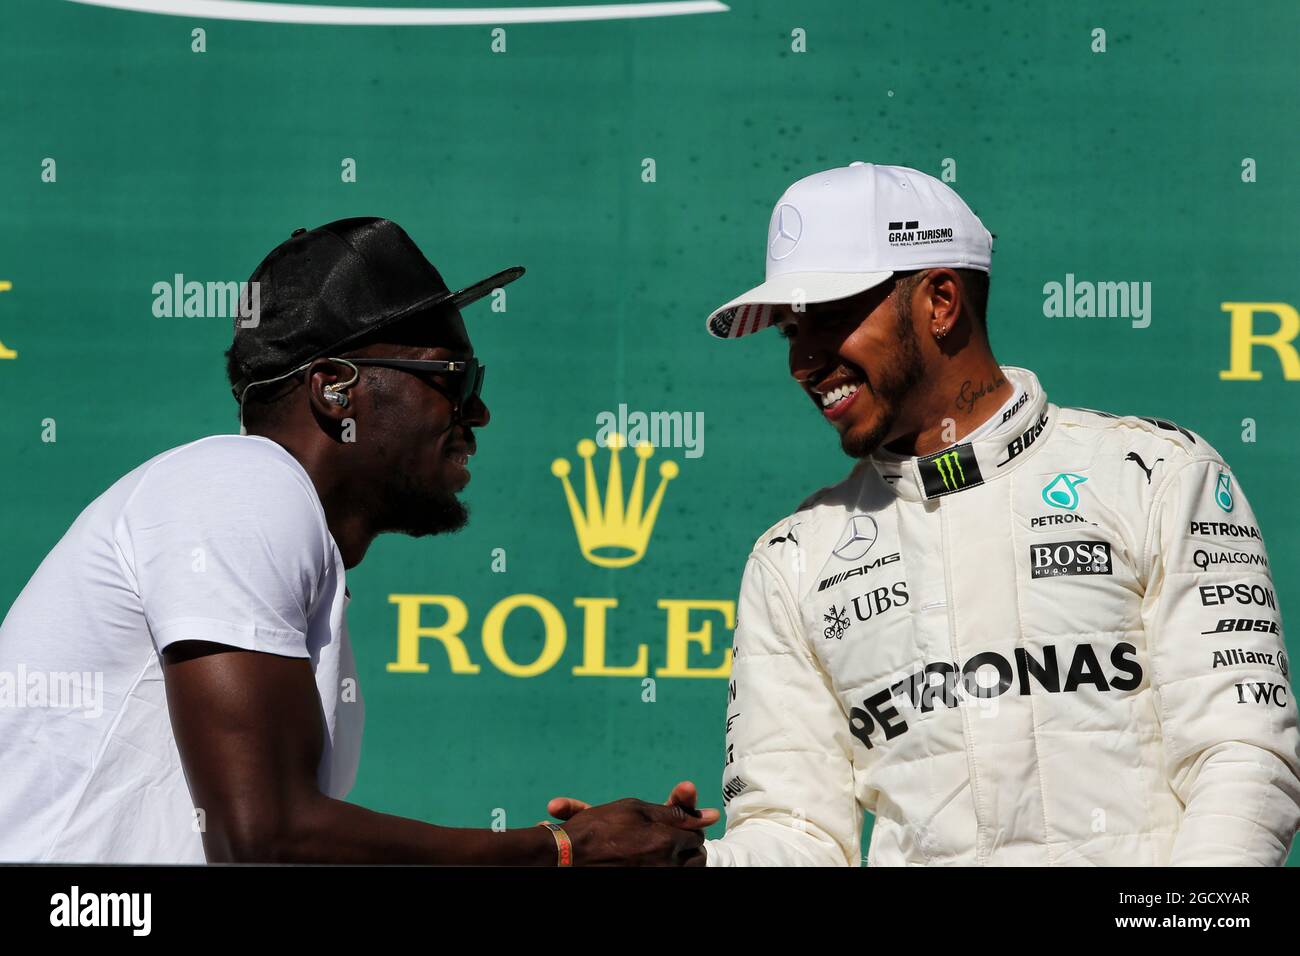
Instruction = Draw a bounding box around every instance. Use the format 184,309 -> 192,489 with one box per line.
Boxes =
1030,540 -> 1112,579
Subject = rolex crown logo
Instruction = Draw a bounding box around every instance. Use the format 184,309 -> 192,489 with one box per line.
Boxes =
551,434 -> 679,568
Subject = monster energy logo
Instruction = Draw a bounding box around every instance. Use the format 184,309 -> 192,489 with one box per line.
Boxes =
934,451 -> 964,489
919,443 -> 984,498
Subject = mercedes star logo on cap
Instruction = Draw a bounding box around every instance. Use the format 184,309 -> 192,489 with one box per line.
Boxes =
769,204 -> 803,260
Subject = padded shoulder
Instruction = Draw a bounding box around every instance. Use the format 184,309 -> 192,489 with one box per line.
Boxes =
1055,405 -> 1221,464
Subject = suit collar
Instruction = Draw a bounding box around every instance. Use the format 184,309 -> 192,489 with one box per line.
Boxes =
869,367 -> 1052,503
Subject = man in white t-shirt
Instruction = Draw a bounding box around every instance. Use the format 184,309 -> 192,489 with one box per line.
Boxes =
0,218 -> 713,865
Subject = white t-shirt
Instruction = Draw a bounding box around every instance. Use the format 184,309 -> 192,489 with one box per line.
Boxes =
0,435 -> 364,863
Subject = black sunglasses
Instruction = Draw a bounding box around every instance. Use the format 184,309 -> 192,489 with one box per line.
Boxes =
347,357 -> 486,411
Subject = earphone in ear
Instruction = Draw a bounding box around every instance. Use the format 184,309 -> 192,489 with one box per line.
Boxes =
236,357 -> 359,434
320,359 -> 360,409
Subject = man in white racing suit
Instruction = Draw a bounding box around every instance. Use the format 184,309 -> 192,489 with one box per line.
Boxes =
699,163 -> 1300,866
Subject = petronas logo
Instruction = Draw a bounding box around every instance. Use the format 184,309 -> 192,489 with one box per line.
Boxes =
1215,472 -> 1234,513
1042,473 -> 1088,510
551,434 -> 679,569
933,451 -> 965,491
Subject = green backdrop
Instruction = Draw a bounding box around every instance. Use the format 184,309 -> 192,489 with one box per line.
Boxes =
2,0 -> 1298,863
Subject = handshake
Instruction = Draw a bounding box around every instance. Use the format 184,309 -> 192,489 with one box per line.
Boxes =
540,780 -> 720,867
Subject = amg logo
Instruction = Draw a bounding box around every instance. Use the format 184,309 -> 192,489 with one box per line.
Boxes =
722,775 -> 750,803
1030,540 -> 1112,578
1201,618 -> 1280,636
817,553 -> 901,591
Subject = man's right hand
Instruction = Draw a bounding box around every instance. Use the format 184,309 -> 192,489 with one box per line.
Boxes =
548,780 -> 715,824
555,797 -> 707,866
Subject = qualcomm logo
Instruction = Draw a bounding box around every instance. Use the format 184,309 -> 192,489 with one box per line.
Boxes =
769,204 -> 802,261
64,0 -> 729,25
551,433 -> 679,569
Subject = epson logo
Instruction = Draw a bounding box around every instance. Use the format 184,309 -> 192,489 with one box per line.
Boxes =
1199,584 -> 1277,609
817,553 -> 901,591
1029,540 -> 1112,579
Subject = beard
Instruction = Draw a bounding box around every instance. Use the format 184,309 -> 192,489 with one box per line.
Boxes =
839,297 -> 926,459
386,472 -> 470,537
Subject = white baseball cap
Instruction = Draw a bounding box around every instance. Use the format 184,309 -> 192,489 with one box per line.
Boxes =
706,162 -> 993,339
